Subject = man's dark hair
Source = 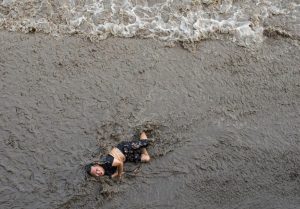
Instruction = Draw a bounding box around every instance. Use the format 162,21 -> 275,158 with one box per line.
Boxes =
85,162 -> 97,176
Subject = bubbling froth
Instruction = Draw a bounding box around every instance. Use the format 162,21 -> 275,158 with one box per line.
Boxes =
0,0 -> 297,46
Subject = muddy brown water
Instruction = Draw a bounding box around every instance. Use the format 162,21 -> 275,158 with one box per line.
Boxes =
0,31 -> 300,209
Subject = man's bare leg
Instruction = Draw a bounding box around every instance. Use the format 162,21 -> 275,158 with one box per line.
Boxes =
140,131 -> 150,162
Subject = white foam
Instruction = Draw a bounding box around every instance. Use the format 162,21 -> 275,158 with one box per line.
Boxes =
0,0 -> 295,45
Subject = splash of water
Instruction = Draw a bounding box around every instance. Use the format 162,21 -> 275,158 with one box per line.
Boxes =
0,0 -> 298,46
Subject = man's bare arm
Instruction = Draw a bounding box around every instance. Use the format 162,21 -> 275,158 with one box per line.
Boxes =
112,159 -> 124,178
117,162 -> 124,178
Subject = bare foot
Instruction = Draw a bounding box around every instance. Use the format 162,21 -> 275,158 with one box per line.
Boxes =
140,131 -> 147,140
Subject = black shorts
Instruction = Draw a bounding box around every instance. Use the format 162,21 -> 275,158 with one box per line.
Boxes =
116,140 -> 149,163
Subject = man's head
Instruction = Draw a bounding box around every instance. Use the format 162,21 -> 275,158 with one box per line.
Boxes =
85,163 -> 105,177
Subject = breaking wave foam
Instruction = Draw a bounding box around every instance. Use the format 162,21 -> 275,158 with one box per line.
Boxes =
0,0 -> 298,46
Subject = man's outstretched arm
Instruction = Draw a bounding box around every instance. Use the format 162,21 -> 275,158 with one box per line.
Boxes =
112,159 -> 124,179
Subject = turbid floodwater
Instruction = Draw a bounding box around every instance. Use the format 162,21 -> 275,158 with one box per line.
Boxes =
0,30 -> 299,209
0,2 -> 300,208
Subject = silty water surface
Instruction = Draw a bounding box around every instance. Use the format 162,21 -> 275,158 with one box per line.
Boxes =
0,33 -> 299,209
0,0 -> 300,209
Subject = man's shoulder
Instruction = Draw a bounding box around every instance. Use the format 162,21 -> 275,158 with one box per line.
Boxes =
100,155 -> 114,164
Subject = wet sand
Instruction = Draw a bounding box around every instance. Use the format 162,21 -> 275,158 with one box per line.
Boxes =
0,31 -> 300,209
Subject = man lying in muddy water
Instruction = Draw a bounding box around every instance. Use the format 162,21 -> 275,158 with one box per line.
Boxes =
85,131 -> 151,179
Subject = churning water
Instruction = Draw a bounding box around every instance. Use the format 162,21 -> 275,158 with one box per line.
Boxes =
0,0 -> 299,45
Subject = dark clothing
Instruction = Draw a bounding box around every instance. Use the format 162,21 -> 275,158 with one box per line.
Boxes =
100,140 -> 149,177
116,140 -> 149,163
100,155 -> 117,177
